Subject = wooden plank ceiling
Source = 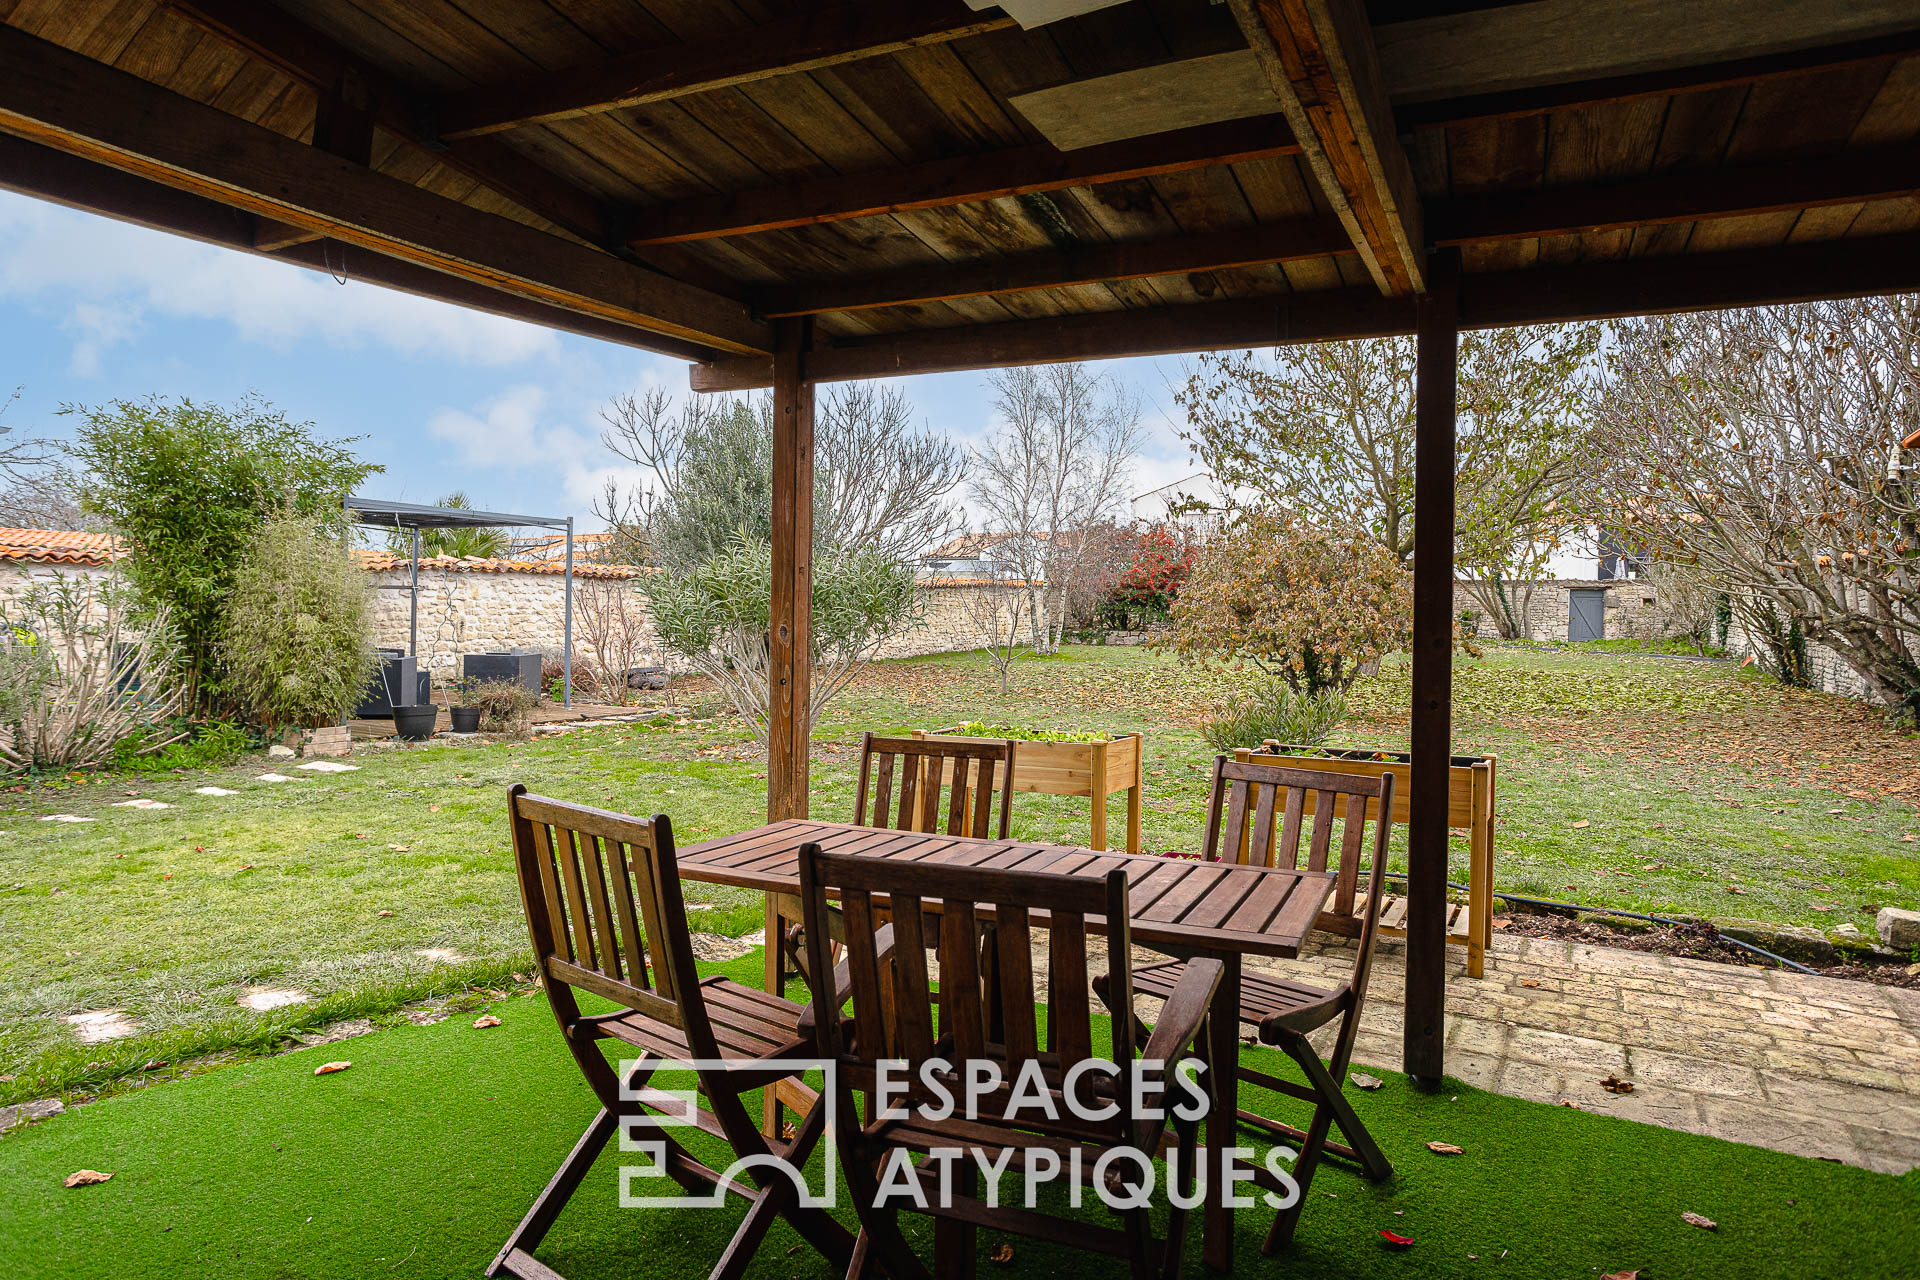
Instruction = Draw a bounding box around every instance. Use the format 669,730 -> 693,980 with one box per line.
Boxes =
2,0 -> 1920,384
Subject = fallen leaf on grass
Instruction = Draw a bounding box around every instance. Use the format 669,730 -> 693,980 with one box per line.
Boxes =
1681,1212 -> 1717,1230
377,910 -> 394,918
387,844 -> 410,853
472,1015 -> 502,1029
428,805 -> 441,813
1379,1230 -> 1413,1248
314,1061 -> 351,1076
1558,1100 -> 1584,1110
1571,820 -> 1590,829
1425,1142 -> 1463,1155
140,1060 -> 167,1071
1350,1072 -> 1383,1091
1602,1271 -> 1642,1280
63,1170 -> 112,1187
988,1244 -> 1015,1265
1599,1074 -> 1635,1094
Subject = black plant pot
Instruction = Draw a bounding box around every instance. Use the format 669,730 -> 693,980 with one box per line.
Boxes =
392,703 -> 440,741
449,706 -> 483,733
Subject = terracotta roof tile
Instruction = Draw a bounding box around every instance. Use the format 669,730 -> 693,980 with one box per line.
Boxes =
0,528 -> 122,566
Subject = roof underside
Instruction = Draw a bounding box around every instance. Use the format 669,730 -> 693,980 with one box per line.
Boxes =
5,0 -> 1920,387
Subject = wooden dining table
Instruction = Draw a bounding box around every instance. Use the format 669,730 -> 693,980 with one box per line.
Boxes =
678,819 -> 1338,1274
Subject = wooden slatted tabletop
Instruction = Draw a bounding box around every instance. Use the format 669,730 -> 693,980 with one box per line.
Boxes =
678,819 -> 1335,959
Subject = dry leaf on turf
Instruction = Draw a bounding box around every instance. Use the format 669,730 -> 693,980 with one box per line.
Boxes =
1599,1074 -> 1635,1094
1426,1142 -> 1464,1155
988,1244 -> 1015,1265
1379,1230 -> 1413,1248
1602,1271 -> 1642,1280
377,910 -> 394,917
387,844 -> 410,853
1571,819 -> 1590,829
472,1015 -> 502,1029
1350,1072 -> 1384,1091
314,1061 -> 351,1076
1682,1212 -> 1717,1230
63,1170 -> 112,1187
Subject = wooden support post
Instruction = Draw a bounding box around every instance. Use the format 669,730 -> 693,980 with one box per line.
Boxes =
767,317 -> 814,823
1405,250 -> 1458,1084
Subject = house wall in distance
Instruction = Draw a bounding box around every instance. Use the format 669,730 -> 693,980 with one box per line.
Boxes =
1453,579 -> 1671,643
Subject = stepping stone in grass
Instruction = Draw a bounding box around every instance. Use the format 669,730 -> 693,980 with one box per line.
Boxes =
193,786 -> 238,796
39,815 -> 94,823
254,773 -> 299,783
294,761 -> 359,773
64,1010 -> 138,1043
237,986 -> 307,1012
113,798 -> 172,809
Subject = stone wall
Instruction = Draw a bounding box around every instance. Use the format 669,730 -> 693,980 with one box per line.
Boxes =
1454,578 -> 1671,642
1724,612 -> 1880,703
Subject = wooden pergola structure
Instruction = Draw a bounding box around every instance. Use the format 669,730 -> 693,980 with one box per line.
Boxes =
8,0 -> 1920,1085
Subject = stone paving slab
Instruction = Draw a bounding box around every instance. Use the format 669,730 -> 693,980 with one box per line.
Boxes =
1242,931 -> 1920,1175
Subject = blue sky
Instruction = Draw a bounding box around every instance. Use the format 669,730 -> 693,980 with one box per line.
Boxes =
0,189 -> 1207,530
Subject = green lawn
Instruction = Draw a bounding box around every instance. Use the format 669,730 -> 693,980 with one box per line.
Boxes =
3,952 -> 1914,1280
5,644 -> 1918,1105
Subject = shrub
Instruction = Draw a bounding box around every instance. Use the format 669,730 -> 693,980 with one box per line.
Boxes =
1168,509 -> 1409,696
0,571 -> 188,772
1200,680 -> 1347,752
459,678 -> 539,734
221,515 -> 376,731
113,719 -> 254,772
65,394 -> 378,711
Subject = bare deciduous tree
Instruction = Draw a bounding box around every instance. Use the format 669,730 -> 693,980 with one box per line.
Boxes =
1591,298 -> 1920,707
1173,326 -> 1600,639
970,365 -> 1144,654
573,575 -> 654,701
958,574 -> 1033,697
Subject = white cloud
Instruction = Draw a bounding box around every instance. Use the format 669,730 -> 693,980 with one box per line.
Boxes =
0,191 -> 564,372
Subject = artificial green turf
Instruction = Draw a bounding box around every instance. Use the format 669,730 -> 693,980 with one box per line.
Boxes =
2,950 -> 1913,1280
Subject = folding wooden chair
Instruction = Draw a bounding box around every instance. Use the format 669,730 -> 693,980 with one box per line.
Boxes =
1099,757 -> 1396,1253
797,843 -> 1222,1280
770,731 -> 1018,991
495,785 -> 854,1280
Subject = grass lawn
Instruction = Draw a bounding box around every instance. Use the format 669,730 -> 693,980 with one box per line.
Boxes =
3,951 -> 1915,1280
5,644 -> 1919,1105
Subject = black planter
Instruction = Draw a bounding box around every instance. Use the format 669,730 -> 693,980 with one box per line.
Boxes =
392,703 -> 440,741
449,706 -> 483,733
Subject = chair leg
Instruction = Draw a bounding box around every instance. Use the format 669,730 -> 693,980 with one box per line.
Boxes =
488,1108 -> 618,1278
1281,1037 -> 1392,1182
1262,1099 -> 1334,1254
935,1159 -> 977,1280
1159,1116 -> 1199,1280
710,1178 -> 793,1280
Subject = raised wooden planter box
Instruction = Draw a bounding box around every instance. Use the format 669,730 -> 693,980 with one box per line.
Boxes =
911,729 -> 1144,852
1234,742 -> 1498,979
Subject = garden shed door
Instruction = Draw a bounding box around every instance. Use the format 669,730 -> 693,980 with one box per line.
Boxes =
1568,589 -> 1606,642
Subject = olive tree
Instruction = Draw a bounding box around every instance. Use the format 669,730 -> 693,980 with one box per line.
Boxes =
645,534 -> 920,743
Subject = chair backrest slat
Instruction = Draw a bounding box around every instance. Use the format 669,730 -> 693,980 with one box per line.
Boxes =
852,731 -> 1018,840
1277,785 -> 1306,870
507,787 -> 715,1046
1307,790 -> 1337,872
1334,794 -> 1367,917
799,849 -> 1131,1142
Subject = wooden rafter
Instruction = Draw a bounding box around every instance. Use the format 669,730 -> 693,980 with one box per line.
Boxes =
0,133 -> 710,358
1231,0 -> 1424,295
753,218 -> 1352,317
0,23 -> 768,356
693,229 -> 1920,388
436,1 -> 1015,140
625,116 -> 1300,244
1432,146 -> 1920,245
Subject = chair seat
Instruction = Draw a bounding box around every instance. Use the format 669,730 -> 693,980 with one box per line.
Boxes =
1128,959 -> 1347,1038
593,976 -> 810,1062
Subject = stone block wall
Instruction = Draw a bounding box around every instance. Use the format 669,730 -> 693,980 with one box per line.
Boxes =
1453,579 -> 1671,642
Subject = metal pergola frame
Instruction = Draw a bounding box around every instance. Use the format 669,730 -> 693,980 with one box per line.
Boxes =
345,496 -> 575,708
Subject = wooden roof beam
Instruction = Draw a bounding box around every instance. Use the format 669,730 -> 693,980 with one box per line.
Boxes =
1230,0 -> 1425,296
435,1 -> 1016,140
1432,145 -> 1920,244
164,0 -> 618,249
626,115 -> 1299,244
0,132 -> 715,358
693,229 -> 1920,388
0,24 -> 768,356
753,218 -> 1353,316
